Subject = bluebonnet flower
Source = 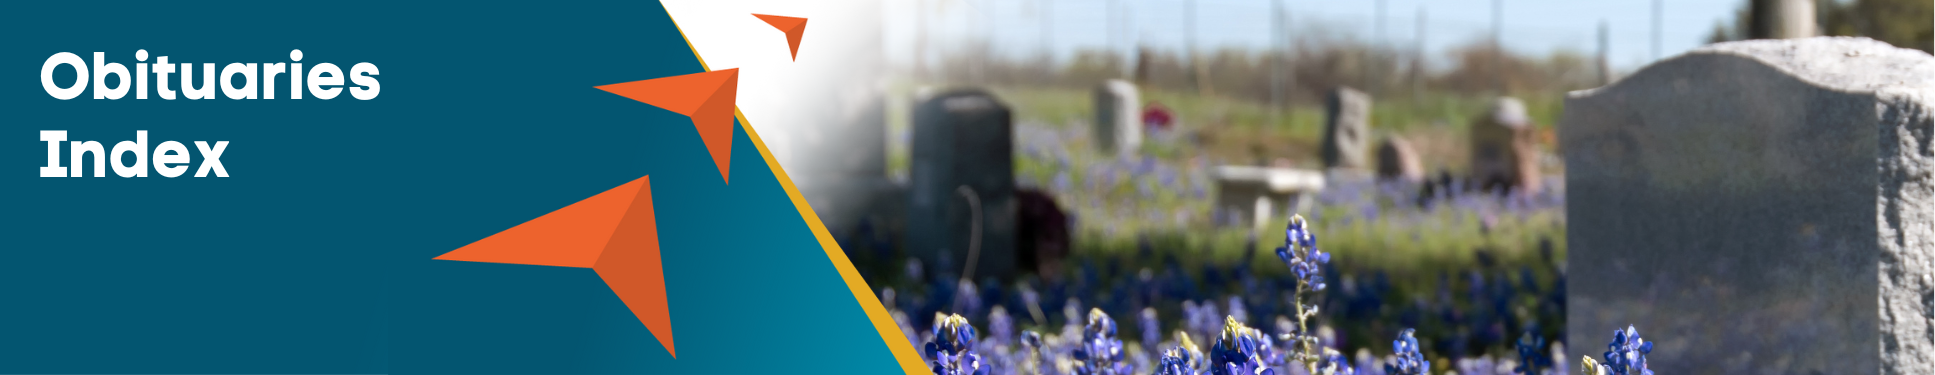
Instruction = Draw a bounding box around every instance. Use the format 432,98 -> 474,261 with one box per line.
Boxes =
1156,334 -> 1205,375
1277,215 -> 1330,292
925,313 -> 990,375
1600,325 -> 1653,375
1072,308 -> 1132,375
1020,331 -> 1045,375
1208,316 -> 1274,375
1580,351 -> 1607,375
1157,348 -> 1203,375
1514,332 -> 1552,374
954,280 -> 984,318
1142,308 -> 1162,356
1322,350 -> 1357,375
988,306 -> 1014,348
1385,329 -> 1430,375
905,258 -> 926,282
1273,316 -> 1300,350
1065,298 -> 1086,330
1351,349 -> 1378,375
1276,215 -> 1351,375
1227,296 -> 1249,326
1454,357 -> 1502,375
1183,300 -> 1223,344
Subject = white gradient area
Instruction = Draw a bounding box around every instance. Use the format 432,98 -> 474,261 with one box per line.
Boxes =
660,0 -> 886,176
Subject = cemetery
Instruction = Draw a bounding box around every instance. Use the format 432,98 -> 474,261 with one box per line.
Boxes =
800,1 -> 1933,374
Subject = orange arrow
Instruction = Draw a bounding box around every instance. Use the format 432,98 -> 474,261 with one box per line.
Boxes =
436,176 -> 677,357
596,69 -> 739,184
753,14 -> 807,60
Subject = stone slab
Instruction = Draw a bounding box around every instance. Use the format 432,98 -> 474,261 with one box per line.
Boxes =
1563,37 -> 1935,374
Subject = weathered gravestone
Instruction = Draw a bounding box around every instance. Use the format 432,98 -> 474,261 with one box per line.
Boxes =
908,89 -> 1017,281
1094,79 -> 1142,154
1321,87 -> 1372,170
1564,37 -> 1935,374
1376,136 -> 1425,184
1470,97 -> 1543,194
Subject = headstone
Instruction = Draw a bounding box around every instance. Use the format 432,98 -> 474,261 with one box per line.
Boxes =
1750,0 -> 1816,39
1094,79 -> 1142,154
1375,136 -> 1425,183
908,89 -> 1017,281
1563,38 -> 1935,374
1469,97 -> 1541,194
1211,166 -> 1325,227
1321,87 -> 1372,170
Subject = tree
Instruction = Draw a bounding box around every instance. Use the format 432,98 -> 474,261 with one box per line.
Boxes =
1818,0 -> 1934,53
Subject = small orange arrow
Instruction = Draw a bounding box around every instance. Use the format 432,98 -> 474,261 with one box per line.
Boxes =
753,14 -> 807,61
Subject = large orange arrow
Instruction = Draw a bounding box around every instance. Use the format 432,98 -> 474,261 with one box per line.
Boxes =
596,69 -> 739,184
436,176 -> 677,357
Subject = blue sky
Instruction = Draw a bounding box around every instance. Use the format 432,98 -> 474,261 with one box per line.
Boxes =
884,0 -> 1745,73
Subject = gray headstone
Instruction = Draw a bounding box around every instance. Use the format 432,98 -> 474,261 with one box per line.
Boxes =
1470,97 -> 1542,194
1321,87 -> 1372,170
1564,37 -> 1935,375
1093,79 -> 1142,154
908,89 -> 1017,281
1375,136 -> 1425,184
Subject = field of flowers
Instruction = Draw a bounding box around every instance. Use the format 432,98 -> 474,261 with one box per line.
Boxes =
882,213 -> 1658,375
874,192 -> 1576,375
857,86 -> 1655,374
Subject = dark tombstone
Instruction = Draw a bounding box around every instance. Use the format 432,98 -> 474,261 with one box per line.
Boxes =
908,89 -> 1017,281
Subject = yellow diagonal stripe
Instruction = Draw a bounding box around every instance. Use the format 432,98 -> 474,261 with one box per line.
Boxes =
662,4 -> 929,374
736,109 -> 929,374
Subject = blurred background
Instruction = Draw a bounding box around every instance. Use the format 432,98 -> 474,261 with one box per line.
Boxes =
774,0 -> 1932,373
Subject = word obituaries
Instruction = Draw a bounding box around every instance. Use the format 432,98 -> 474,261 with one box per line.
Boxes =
35,49 -> 381,178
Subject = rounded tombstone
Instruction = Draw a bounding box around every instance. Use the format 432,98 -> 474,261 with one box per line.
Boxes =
1376,135 -> 1426,184
1468,97 -> 1541,194
1093,79 -> 1142,154
908,88 -> 1018,281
